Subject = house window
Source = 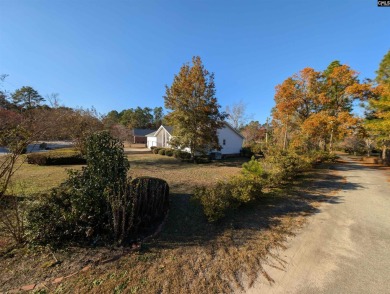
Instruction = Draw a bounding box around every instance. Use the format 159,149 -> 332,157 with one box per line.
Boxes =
223,139 -> 226,145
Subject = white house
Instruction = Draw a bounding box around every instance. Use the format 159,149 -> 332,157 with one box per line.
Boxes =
146,125 -> 173,149
146,123 -> 244,155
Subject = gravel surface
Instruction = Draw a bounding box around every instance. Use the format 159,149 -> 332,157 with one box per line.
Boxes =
245,156 -> 390,294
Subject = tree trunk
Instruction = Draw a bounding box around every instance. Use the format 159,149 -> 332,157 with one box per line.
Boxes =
329,127 -> 334,153
283,121 -> 288,150
382,145 -> 387,161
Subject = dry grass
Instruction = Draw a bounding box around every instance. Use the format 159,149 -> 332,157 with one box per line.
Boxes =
2,151 -> 84,197
0,153 -> 344,293
128,153 -> 244,193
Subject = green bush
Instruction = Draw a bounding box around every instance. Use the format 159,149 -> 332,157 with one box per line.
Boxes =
27,150 -> 86,166
165,150 -> 173,157
258,151 -> 311,186
27,132 -> 171,246
310,150 -> 338,164
193,175 -> 262,222
27,131 -> 131,245
150,146 -> 157,153
193,183 -> 235,222
240,147 -> 253,158
251,143 -> 263,155
173,150 -> 191,160
241,144 -> 264,158
194,155 -> 211,164
242,156 -> 266,180
152,147 -> 161,154
158,149 -> 166,155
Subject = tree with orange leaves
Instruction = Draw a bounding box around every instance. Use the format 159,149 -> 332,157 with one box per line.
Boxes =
365,50 -> 390,162
273,67 -> 323,150
272,61 -> 375,152
164,56 -> 227,159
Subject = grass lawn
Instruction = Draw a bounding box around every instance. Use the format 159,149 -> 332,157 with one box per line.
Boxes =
0,152 -> 344,293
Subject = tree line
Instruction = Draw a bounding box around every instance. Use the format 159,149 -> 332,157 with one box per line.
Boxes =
270,52 -> 390,162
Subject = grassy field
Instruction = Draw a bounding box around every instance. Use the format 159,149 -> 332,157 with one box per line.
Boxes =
0,152 -> 343,293
6,152 -> 243,196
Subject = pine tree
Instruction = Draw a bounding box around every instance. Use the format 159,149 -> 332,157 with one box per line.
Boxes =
12,86 -> 45,109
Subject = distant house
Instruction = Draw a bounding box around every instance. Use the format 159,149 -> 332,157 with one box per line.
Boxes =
146,125 -> 173,148
146,123 -> 244,155
131,129 -> 157,144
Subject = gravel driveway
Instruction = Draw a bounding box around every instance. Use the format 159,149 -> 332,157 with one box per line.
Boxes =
245,156 -> 390,294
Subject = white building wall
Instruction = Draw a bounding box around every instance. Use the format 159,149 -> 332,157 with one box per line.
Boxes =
152,127 -> 172,148
147,137 -> 157,148
217,125 -> 243,154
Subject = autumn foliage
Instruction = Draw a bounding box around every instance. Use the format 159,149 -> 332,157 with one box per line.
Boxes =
272,61 -> 378,152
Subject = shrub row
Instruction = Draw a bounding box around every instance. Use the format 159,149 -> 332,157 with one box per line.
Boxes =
151,147 -> 174,157
151,147 -> 191,160
27,150 -> 86,165
194,150 -> 338,222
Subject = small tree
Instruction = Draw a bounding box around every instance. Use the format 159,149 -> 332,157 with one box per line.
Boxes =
164,56 -> 227,158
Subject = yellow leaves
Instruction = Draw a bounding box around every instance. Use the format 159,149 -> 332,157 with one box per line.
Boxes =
326,65 -> 358,87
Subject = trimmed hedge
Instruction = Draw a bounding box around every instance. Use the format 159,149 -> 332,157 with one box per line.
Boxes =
27,151 -> 86,166
165,150 -> 173,157
158,149 -> 166,155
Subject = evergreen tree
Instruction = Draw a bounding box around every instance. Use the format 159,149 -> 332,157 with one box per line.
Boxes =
12,86 -> 45,109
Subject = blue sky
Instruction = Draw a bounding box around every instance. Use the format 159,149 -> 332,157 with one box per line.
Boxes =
1,0 -> 389,123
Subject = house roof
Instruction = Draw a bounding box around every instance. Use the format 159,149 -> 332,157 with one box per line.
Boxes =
132,128 -> 157,136
163,125 -> 173,134
145,131 -> 157,137
146,123 -> 243,139
146,125 -> 173,138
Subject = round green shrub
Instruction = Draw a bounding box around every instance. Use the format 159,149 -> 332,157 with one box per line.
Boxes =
158,149 -> 166,155
165,150 -> 173,157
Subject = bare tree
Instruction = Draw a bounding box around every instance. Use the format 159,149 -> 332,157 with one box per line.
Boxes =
225,100 -> 252,130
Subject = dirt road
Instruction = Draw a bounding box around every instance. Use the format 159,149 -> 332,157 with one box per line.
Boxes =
246,157 -> 390,294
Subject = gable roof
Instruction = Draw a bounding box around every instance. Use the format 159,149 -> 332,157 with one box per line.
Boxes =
132,128 -> 157,136
163,125 -> 173,134
150,125 -> 174,137
147,123 -> 243,139
145,131 -> 157,137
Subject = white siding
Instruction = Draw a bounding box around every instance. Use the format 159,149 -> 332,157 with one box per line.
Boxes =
217,125 -> 243,154
147,136 -> 157,148
156,129 -> 171,147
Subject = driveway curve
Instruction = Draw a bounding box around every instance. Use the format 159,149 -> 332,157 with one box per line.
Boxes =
246,156 -> 390,294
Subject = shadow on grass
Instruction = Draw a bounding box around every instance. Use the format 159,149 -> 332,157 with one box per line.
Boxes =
150,164 -> 361,251
129,155 -> 248,171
